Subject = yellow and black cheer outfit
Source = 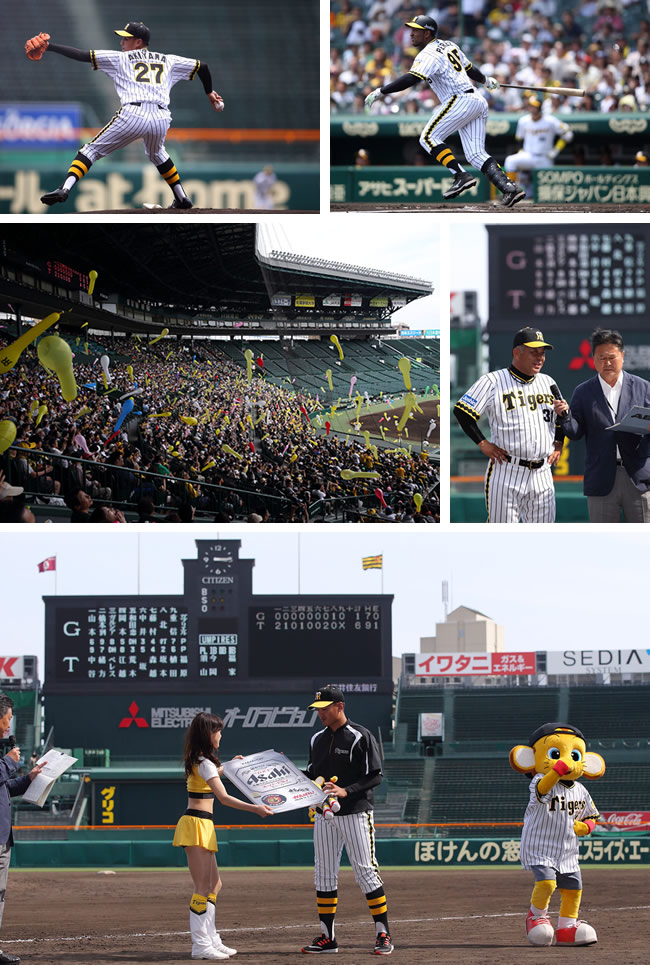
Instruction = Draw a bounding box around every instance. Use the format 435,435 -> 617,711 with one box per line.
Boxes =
173,757 -> 219,851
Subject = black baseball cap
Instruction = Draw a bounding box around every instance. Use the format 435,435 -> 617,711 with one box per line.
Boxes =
115,22 -> 150,45
513,327 -> 554,349
528,722 -> 585,747
405,15 -> 438,33
308,685 -> 345,708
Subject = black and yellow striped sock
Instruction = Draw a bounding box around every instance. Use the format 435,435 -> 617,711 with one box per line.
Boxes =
190,892 -> 207,915
366,886 -> 389,935
62,152 -> 92,190
316,889 -> 338,939
434,143 -> 464,175
157,158 -> 186,200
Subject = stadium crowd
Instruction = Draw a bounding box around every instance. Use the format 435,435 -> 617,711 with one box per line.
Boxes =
331,0 -> 650,114
0,331 -> 440,524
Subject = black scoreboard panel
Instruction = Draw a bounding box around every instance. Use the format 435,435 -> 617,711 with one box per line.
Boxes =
249,600 -> 383,677
487,225 -> 650,331
45,592 -> 390,693
0,237 -> 89,292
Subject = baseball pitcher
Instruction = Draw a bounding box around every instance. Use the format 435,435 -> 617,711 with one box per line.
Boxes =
24,22 -> 224,209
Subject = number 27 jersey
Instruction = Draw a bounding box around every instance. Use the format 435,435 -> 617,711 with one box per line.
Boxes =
90,49 -> 200,108
409,40 -> 475,101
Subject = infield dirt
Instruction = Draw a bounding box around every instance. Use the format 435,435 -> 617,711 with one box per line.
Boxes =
3,867 -> 648,964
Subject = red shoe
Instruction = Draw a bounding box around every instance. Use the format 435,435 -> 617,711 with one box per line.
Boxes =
526,909 -> 554,946
556,921 -> 597,945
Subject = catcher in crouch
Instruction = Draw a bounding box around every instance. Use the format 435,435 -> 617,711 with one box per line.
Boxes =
24,22 -> 224,209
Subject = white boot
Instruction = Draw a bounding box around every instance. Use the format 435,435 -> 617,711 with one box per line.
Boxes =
191,903 -> 229,960
206,899 -> 237,957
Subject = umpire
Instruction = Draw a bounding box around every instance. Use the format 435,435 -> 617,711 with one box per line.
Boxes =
0,693 -> 45,965
302,686 -> 393,956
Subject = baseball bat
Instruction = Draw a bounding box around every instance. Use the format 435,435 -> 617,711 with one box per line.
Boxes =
499,83 -> 585,97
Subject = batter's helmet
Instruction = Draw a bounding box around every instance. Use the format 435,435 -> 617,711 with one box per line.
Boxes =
404,15 -> 438,35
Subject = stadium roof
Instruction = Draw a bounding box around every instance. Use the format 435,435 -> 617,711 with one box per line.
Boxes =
0,225 -> 433,332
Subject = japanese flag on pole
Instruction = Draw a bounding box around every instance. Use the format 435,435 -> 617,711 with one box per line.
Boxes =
37,557 -> 56,573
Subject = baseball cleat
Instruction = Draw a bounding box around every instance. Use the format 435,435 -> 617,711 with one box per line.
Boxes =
40,187 -> 70,206
526,910 -> 554,946
555,920 -> 597,946
443,172 -> 477,199
169,197 -> 193,209
301,935 -> 339,953
374,932 -> 394,955
213,934 -> 237,957
191,948 -> 230,960
499,184 -> 526,208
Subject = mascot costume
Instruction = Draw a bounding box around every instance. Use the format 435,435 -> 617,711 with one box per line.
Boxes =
509,722 -> 605,947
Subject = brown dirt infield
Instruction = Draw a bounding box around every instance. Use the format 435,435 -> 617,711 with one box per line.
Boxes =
3,867 -> 648,964
330,203 -> 650,213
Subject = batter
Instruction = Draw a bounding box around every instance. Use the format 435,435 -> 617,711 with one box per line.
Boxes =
26,22 -> 224,209
454,327 -> 566,523
302,686 -> 392,956
364,16 -> 524,206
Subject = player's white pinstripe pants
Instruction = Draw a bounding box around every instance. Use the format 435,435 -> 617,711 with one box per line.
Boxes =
485,460 -> 556,523
419,92 -> 490,168
81,104 -> 172,165
313,811 -> 383,893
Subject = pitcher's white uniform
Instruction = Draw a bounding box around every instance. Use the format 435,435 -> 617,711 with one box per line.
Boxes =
520,773 -> 599,873
409,39 -> 490,168
82,49 -> 200,164
505,114 -> 572,174
456,367 -> 561,523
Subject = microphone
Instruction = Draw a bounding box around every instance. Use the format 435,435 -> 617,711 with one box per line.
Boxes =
550,384 -> 567,415
9,735 -> 16,748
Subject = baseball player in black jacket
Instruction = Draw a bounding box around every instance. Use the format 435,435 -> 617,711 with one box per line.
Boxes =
301,685 -> 393,956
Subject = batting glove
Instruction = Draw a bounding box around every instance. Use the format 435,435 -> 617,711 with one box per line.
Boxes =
364,88 -> 383,112
484,76 -> 500,91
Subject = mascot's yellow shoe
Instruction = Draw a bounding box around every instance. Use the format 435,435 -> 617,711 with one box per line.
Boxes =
556,920 -> 597,946
526,910 -> 554,946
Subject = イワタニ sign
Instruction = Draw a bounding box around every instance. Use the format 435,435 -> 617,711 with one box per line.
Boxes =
415,652 -> 536,676
222,749 -> 327,814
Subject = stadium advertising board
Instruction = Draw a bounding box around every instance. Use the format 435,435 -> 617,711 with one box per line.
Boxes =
487,225 -> 650,331
418,713 -> 444,739
0,103 -> 82,149
0,656 -> 23,682
415,652 -> 536,676
546,649 -> 650,675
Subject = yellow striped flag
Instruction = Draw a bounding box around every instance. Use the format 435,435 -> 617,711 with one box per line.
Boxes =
362,555 -> 383,570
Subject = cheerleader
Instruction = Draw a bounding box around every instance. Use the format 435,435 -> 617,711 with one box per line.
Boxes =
173,712 -> 273,960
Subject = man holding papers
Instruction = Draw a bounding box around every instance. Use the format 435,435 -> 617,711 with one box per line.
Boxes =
0,693 -> 46,965
553,329 -> 650,522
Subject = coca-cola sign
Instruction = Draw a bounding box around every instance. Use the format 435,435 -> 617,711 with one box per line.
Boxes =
601,811 -> 650,828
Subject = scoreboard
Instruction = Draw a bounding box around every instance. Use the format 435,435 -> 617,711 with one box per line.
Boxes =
487,224 -> 650,331
43,540 -> 393,696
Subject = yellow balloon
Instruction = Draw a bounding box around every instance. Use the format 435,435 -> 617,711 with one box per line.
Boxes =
0,420 -> 16,454
127,365 -> 134,380
330,334 -> 344,360
150,328 -> 169,346
396,392 -> 417,432
325,368 -> 333,391
77,406 -> 91,418
244,348 -> 253,382
180,416 -> 198,425
88,270 -> 98,295
35,404 -> 48,427
222,444 -> 242,459
398,357 -> 412,390
28,399 -> 39,419
36,336 -> 78,401
202,459 -> 216,471
414,493 -> 423,512
0,312 -> 61,374
363,431 -> 371,448
147,411 -> 172,418
340,469 -> 380,480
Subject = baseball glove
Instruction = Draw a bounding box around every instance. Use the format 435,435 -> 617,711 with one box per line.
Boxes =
25,33 -> 50,61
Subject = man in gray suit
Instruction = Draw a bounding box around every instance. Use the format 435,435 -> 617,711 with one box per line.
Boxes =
553,329 -> 650,522
0,693 -> 45,965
